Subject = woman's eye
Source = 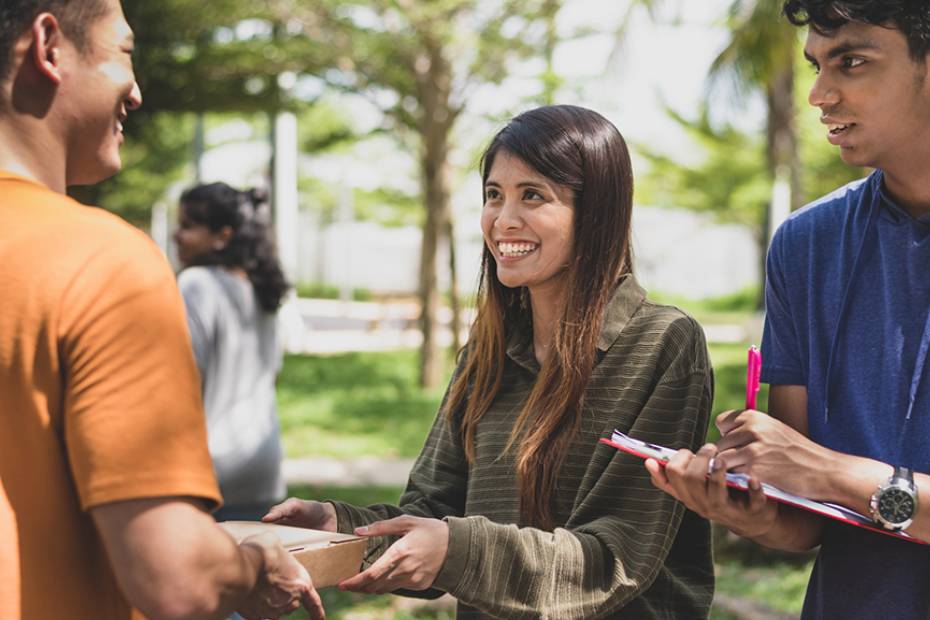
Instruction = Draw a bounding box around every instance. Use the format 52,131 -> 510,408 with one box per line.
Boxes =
484,189 -> 500,201
523,189 -> 544,201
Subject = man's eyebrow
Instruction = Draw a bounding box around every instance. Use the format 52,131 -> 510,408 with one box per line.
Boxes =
805,39 -> 881,64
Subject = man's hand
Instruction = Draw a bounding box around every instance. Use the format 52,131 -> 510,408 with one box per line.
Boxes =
263,498 -> 338,532
646,444 -> 778,539
714,409 -> 829,498
237,532 -> 325,620
338,516 -> 449,594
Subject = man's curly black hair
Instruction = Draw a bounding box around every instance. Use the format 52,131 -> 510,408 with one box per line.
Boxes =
783,1 -> 930,61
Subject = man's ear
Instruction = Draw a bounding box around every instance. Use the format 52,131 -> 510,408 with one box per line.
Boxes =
30,13 -> 66,86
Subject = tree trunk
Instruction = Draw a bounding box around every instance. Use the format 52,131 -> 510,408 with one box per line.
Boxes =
759,58 -> 799,309
766,61 -> 800,212
418,152 -> 448,388
415,41 -> 457,389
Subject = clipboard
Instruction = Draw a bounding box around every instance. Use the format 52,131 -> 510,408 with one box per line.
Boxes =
601,430 -> 927,546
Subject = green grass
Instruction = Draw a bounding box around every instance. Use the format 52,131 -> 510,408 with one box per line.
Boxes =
277,351 -> 451,459
295,282 -> 374,301
287,483 -> 406,506
651,286 -> 760,315
277,338 -> 759,457
715,559 -> 813,615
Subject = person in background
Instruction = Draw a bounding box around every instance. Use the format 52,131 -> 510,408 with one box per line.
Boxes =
174,182 -> 290,522
265,105 -> 716,619
0,0 -> 322,618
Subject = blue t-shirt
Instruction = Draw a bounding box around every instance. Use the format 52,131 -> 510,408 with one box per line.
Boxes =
761,170 -> 930,619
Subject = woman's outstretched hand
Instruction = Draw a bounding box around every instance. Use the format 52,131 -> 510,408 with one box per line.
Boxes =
262,498 -> 338,532
338,515 -> 449,594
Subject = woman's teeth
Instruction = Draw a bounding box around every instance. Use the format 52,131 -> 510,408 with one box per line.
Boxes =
829,123 -> 852,135
499,242 -> 537,257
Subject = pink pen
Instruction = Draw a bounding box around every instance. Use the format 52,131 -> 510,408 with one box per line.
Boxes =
746,345 -> 762,410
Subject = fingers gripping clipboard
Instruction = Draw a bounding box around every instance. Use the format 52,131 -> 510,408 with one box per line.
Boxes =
600,430 -> 927,545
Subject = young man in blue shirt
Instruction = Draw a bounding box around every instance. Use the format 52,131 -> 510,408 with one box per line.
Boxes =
648,1 -> 930,617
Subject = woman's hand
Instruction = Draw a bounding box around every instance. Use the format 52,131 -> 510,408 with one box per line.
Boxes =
262,498 -> 337,532
338,515 -> 449,594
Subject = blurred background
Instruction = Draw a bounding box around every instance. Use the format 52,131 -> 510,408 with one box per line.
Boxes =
79,0 -> 871,617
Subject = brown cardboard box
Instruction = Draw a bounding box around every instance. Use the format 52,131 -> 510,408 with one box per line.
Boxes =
220,521 -> 367,589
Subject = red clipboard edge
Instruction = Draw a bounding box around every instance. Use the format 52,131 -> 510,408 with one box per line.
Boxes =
599,437 -> 928,546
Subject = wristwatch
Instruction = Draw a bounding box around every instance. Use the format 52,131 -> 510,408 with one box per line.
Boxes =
869,466 -> 919,531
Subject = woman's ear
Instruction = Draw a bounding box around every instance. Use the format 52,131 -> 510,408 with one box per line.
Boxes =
213,225 -> 234,250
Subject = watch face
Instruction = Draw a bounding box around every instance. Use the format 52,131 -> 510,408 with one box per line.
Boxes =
879,488 -> 916,524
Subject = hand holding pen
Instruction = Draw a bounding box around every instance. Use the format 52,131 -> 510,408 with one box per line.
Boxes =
708,345 -> 762,475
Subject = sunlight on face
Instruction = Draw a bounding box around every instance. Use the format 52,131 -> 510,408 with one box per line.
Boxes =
63,0 -> 142,185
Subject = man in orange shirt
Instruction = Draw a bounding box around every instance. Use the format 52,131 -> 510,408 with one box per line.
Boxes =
0,1 -> 325,619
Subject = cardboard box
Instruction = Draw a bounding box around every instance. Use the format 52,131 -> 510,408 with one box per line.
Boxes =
220,521 -> 367,589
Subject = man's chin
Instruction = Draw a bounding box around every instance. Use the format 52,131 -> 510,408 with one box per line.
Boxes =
837,144 -> 880,170
66,159 -> 122,188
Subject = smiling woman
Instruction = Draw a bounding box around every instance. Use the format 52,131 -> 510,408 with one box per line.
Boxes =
481,151 -> 576,300
265,105 -> 715,619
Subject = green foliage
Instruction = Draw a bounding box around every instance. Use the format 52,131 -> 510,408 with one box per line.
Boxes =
122,0 -> 329,114
707,1 -> 798,99
635,106 -> 769,238
636,52 -> 868,240
299,103 -> 361,153
636,0 -> 866,228
298,177 -> 421,227
354,186 -> 423,227
268,0 -> 561,132
87,1 -> 352,222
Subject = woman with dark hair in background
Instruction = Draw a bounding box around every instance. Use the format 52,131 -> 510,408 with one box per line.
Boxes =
174,182 -> 290,522
265,105 -> 715,618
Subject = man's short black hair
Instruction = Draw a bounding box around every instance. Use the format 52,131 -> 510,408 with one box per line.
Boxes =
783,1 -> 930,61
0,0 -> 111,84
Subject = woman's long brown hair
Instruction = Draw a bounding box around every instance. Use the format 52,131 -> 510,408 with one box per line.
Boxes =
444,105 -> 635,530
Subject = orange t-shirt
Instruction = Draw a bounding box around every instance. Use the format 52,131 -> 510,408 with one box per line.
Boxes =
0,172 -> 222,619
